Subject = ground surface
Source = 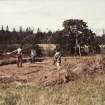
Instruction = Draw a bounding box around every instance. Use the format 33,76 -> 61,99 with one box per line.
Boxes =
0,58 -> 56,85
1,56 -> 105,105
0,55 -> 105,86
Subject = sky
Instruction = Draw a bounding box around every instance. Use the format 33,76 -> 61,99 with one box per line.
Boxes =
0,0 -> 105,35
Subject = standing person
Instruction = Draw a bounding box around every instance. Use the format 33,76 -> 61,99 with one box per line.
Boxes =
16,47 -> 23,67
6,46 -> 23,67
30,48 -> 37,63
53,50 -> 61,67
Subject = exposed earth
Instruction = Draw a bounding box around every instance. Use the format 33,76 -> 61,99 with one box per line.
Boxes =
0,55 -> 105,86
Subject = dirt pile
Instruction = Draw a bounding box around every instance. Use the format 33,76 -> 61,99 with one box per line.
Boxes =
72,56 -> 105,76
40,68 -> 77,86
40,56 -> 105,86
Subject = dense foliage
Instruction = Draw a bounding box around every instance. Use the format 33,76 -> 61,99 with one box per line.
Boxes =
0,19 -> 104,55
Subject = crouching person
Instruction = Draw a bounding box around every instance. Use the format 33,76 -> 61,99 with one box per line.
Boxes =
53,50 -> 61,67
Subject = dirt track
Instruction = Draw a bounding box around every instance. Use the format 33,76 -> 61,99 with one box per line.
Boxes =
0,58 -> 59,85
0,56 -> 105,86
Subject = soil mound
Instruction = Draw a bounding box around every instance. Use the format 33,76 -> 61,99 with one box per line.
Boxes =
39,56 -> 105,86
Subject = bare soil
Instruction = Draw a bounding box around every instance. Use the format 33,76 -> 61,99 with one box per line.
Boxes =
0,55 -> 105,86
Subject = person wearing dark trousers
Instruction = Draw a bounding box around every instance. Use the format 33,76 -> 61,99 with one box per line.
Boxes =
16,47 -> 23,67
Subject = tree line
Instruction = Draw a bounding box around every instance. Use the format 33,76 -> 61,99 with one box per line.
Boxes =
0,19 -> 104,55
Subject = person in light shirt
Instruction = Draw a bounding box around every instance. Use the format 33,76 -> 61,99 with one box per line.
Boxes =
53,50 -> 61,66
16,47 -> 23,67
5,46 -> 23,67
30,48 -> 37,63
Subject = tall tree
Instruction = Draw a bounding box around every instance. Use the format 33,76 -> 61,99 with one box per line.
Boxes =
1,25 -> 4,31
62,19 -> 98,55
6,25 -> 9,32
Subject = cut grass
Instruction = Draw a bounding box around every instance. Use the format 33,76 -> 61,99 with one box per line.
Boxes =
0,76 -> 105,105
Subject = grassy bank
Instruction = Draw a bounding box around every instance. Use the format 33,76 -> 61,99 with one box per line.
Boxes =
0,76 -> 105,105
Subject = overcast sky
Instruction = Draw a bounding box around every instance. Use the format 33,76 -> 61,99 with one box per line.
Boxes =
0,0 -> 105,35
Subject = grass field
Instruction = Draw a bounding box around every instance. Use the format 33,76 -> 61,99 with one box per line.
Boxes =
0,76 -> 105,105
